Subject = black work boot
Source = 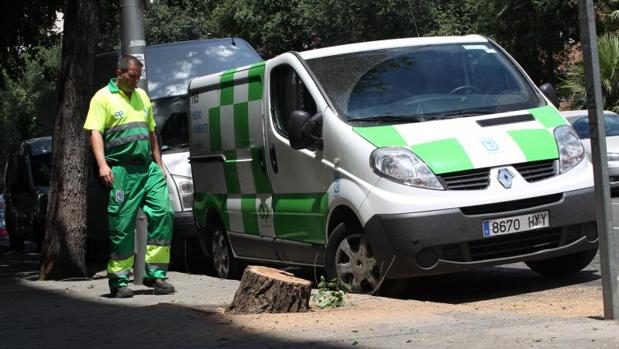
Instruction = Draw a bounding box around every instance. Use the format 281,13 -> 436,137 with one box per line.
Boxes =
111,286 -> 134,298
143,278 -> 175,295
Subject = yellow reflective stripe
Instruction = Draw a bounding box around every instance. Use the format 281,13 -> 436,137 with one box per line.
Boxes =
146,245 -> 170,264
107,255 -> 134,274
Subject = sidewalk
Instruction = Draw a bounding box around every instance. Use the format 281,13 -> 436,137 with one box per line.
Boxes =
2,243 -> 619,348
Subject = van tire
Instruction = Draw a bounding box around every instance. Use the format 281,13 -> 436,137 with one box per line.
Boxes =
325,221 -> 382,294
525,248 -> 597,277
208,220 -> 242,280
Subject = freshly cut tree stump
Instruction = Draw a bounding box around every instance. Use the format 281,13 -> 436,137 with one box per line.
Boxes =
228,265 -> 312,314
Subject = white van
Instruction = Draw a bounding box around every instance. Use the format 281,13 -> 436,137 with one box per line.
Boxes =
188,35 -> 597,293
95,38 -> 262,240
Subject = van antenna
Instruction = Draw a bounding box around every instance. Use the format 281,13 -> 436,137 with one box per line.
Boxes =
231,37 -> 236,46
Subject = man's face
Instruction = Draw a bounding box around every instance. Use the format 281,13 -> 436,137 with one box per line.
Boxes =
116,63 -> 142,94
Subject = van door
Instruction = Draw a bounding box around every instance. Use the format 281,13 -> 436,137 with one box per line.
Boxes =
264,56 -> 331,264
7,149 -> 34,240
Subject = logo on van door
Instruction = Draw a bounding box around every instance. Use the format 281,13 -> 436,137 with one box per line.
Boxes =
258,202 -> 272,221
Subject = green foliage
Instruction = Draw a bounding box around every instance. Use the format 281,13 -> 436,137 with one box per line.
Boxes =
208,0 -> 438,58
0,1 -> 63,79
0,44 -> 60,185
597,0 -> 619,34
0,45 -> 60,139
560,34 -> 619,113
98,1 -> 217,52
145,1 -> 215,45
312,276 -> 348,309
442,0 -> 579,85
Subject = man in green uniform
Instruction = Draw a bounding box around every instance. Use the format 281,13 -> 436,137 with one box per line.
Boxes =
84,55 -> 174,298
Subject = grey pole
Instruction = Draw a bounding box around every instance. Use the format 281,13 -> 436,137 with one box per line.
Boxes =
120,0 -> 147,90
120,0 -> 148,285
579,0 -> 619,319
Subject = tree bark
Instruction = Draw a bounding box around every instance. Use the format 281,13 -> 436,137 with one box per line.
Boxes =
39,0 -> 100,280
228,265 -> 312,314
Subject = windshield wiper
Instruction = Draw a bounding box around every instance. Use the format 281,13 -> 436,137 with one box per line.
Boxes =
161,143 -> 189,151
348,115 -> 425,124
435,109 -> 496,119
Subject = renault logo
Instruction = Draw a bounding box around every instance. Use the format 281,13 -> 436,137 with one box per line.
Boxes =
498,168 -> 513,189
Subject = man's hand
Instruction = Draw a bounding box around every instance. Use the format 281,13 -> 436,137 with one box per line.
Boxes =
99,163 -> 114,187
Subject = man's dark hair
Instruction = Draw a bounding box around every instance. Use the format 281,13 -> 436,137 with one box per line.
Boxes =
117,55 -> 143,70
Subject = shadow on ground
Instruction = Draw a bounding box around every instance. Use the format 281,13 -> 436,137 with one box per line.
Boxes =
388,265 -> 600,304
0,245 -> 349,349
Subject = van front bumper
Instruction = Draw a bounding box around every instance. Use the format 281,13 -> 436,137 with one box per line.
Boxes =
173,210 -> 199,238
363,187 -> 598,279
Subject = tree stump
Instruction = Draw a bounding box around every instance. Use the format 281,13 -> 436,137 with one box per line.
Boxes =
228,265 -> 312,314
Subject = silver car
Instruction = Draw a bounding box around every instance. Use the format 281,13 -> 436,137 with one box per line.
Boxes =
562,110 -> 619,190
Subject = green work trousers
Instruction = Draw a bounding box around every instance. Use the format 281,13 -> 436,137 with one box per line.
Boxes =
106,161 -> 174,290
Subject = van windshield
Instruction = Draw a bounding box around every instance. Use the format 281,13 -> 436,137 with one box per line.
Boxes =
305,42 -> 545,123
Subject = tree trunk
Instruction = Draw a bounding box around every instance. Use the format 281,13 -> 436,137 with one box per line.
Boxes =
228,265 -> 312,314
40,0 -> 100,280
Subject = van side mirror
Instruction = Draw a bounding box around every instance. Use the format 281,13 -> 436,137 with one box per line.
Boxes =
287,110 -> 323,150
538,83 -> 559,108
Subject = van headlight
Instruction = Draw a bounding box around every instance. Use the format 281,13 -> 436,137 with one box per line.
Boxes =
172,175 -> 194,211
370,147 -> 444,190
554,125 -> 585,173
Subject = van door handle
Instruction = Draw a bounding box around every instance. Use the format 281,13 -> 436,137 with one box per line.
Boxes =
269,145 -> 279,173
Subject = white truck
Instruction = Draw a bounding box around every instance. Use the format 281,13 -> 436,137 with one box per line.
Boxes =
187,35 -> 597,293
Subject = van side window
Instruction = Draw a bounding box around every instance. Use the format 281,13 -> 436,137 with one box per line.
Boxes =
160,112 -> 189,150
270,65 -> 317,137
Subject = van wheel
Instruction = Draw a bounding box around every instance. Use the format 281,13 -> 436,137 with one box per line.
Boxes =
209,221 -> 242,279
325,222 -> 381,294
525,248 -> 597,277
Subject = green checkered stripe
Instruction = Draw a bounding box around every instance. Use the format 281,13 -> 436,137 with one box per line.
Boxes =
354,106 -> 566,174
207,63 -> 271,194
196,62 -> 328,244
194,192 -> 329,245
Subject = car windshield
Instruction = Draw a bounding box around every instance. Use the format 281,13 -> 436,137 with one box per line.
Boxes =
571,114 -> 619,139
305,42 -> 544,124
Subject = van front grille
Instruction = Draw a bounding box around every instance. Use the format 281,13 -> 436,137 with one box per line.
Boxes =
513,160 -> 556,182
439,168 -> 490,190
467,228 -> 562,261
438,160 -> 557,190
438,224 -> 586,263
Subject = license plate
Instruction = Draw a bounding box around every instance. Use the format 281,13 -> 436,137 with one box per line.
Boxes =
482,211 -> 550,237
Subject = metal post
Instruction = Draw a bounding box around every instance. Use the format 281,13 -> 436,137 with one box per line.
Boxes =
579,0 -> 619,319
120,0 -> 148,284
134,209 -> 147,285
120,0 -> 147,90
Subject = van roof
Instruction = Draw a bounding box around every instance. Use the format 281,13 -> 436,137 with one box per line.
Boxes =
297,35 -> 488,60
95,38 -> 263,100
24,136 -> 52,156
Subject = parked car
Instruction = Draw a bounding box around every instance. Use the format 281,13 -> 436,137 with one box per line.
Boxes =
3,137 -> 52,249
562,110 -> 619,190
3,136 -> 109,252
0,194 -> 7,240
